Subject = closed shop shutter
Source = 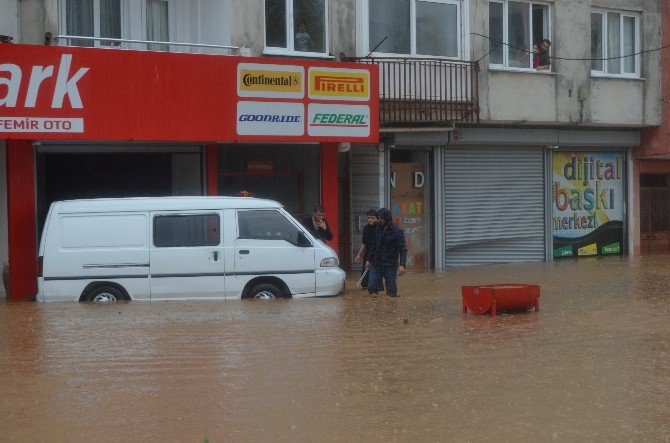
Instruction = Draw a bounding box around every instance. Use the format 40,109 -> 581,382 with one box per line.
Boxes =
350,144 -> 384,266
444,147 -> 545,266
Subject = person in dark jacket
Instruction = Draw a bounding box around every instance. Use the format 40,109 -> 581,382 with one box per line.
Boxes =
354,209 -> 383,289
365,207 -> 407,297
302,205 -> 333,242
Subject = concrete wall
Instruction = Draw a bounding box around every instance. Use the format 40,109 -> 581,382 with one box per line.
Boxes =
231,0 -> 264,55
486,72 -> 557,122
472,0 -> 661,127
13,0 -> 58,45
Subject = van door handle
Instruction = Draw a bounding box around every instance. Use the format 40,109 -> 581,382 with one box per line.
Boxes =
213,251 -> 219,261
239,249 -> 250,255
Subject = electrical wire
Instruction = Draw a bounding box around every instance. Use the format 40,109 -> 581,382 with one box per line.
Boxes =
471,32 -> 670,62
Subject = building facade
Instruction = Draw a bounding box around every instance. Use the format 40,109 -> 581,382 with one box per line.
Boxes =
346,0 -> 660,268
0,0 -> 664,298
0,0 -> 377,299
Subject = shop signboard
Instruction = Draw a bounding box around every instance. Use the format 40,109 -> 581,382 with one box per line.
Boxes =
552,151 -> 625,258
0,44 -> 379,143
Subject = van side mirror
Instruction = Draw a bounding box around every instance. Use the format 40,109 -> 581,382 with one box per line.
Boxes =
297,231 -> 312,247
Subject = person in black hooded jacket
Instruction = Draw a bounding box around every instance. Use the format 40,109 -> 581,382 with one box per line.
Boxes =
365,207 -> 407,296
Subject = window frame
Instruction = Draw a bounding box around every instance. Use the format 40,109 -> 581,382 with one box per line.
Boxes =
590,9 -> 640,78
263,0 -> 330,57
360,0 -> 462,59
488,0 -> 552,71
59,0 -> 130,47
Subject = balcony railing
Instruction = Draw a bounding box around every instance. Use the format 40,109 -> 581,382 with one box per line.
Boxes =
55,35 -> 239,54
345,57 -> 479,128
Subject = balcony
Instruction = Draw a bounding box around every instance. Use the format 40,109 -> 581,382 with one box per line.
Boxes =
345,57 -> 479,128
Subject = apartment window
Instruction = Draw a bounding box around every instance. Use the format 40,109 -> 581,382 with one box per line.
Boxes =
365,0 -> 460,57
265,0 -> 327,54
489,1 -> 550,69
591,11 -> 639,76
147,0 -> 169,51
62,0 -> 121,47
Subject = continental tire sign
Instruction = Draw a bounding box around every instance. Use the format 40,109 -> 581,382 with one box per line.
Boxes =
237,63 -> 304,99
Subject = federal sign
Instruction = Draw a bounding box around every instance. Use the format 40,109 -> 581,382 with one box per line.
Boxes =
308,104 -> 370,137
308,67 -> 370,101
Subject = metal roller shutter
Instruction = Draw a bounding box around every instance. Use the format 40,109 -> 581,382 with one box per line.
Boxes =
444,147 -> 545,266
350,144 -> 384,266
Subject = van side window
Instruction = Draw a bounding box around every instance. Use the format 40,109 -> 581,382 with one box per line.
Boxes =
238,210 -> 301,244
153,214 -> 220,247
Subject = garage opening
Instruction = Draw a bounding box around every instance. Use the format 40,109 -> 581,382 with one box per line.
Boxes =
36,149 -> 202,235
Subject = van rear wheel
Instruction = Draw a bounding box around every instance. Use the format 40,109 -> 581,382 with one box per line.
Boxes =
85,286 -> 125,303
249,283 -> 282,300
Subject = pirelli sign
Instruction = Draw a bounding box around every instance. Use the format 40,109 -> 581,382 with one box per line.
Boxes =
308,68 -> 370,101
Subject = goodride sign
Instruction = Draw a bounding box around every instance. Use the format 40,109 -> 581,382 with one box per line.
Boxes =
0,44 -> 379,143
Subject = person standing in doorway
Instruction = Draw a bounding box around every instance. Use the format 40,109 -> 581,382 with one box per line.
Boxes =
365,207 -> 407,297
302,205 -> 333,242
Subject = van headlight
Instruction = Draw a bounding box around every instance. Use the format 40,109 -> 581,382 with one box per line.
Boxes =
320,257 -> 339,267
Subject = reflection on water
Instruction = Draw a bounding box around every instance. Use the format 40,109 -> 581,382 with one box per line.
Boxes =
1,256 -> 669,441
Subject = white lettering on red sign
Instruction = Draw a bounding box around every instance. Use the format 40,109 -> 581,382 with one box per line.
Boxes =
0,54 -> 89,109
0,117 -> 84,133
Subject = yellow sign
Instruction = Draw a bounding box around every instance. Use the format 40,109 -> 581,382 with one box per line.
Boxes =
239,69 -> 302,93
309,70 -> 369,99
577,243 -> 598,256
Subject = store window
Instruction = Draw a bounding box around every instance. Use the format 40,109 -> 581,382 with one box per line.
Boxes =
489,1 -> 550,69
364,0 -> 460,57
390,150 -> 432,270
61,0 -> 122,47
265,0 -> 327,55
217,144 -> 321,220
591,10 -> 639,77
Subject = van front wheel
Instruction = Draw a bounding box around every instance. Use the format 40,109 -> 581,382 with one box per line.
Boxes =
85,286 -> 125,303
249,283 -> 281,300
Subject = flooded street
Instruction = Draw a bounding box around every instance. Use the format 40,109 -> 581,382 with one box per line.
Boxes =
1,256 -> 669,442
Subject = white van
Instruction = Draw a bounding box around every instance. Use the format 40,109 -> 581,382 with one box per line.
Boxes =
36,197 -> 345,302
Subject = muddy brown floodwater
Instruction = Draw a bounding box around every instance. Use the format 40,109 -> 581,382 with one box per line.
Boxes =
1,256 -> 669,442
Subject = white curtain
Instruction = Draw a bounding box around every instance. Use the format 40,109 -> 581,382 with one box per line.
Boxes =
147,0 -> 169,51
99,0 -> 121,45
369,0 -> 410,54
489,2 -> 504,64
590,13 -> 603,71
416,1 -> 458,57
66,0 -> 94,46
508,1 -> 530,68
623,16 -> 636,73
607,12 -> 621,74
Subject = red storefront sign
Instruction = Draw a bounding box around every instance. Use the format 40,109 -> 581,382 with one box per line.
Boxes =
0,44 -> 379,143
